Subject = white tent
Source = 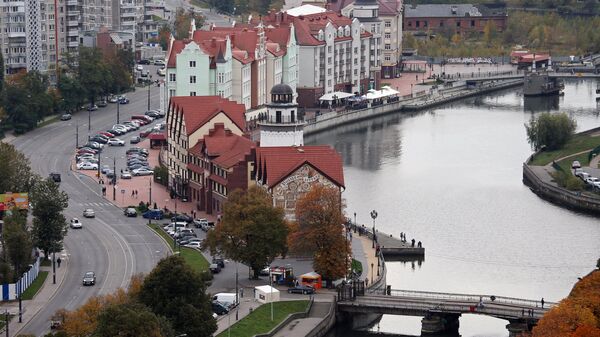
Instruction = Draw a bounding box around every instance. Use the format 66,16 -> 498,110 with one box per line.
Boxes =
255,285 -> 280,303
319,92 -> 354,101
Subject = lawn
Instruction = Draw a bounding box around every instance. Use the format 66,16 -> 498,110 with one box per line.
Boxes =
216,300 -> 310,337
529,133 -> 600,166
147,223 -> 209,273
351,259 -> 363,277
21,271 -> 49,300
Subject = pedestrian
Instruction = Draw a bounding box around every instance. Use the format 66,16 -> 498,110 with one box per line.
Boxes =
418,241 -> 422,248
136,190 -> 138,198
57,257 -> 62,268
102,186 -> 106,196
365,278 -> 369,287
522,308 -> 525,316
240,288 -> 244,298
349,231 -> 352,241
541,298 -> 544,308
478,296 -> 484,309
120,168 -> 123,174
132,190 -> 135,197
411,239 -> 415,247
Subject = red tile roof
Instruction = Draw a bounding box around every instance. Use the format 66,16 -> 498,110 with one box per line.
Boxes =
255,146 -> 344,188
168,96 -> 247,136
264,26 -> 292,52
167,39 -> 190,68
166,37 -> 228,69
202,124 -> 255,168
377,0 -> 401,16
147,132 -> 166,140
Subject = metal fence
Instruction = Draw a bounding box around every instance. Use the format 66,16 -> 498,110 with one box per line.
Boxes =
1,257 -> 41,301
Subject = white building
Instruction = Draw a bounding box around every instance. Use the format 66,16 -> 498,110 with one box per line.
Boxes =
258,83 -> 304,147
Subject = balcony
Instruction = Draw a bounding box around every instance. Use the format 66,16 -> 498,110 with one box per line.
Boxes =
256,115 -> 305,126
67,0 -> 77,5
68,19 -> 79,26
67,29 -> 79,36
121,11 -> 137,17
67,40 -> 79,48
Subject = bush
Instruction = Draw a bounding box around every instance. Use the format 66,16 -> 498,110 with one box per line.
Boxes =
551,171 -> 585,191
137,201 -> 149,213
525,112 -> 577,151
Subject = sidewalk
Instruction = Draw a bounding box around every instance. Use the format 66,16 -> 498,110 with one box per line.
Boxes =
1,252 -> 69,337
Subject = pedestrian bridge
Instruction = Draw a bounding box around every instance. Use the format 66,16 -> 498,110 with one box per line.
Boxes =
337,287 -> 555,336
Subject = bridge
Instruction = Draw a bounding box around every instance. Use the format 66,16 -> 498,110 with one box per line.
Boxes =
337,284 -> 555,336
440,69 -> 600,83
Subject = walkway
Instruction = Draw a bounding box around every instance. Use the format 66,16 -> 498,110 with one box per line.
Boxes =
272,299 -> 334,337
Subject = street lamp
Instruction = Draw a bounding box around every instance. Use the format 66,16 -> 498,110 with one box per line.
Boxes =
371,262 -> 374,285
147,75 -> 153,110
117,90 -> 121,124
75,119 -> 79,148
370,210 -> 378,249
353,212 -> 357,232
149,178 -> 152,206
52,251 -> 56,284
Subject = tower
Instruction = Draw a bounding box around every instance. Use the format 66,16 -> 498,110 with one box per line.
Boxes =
258,84 -> 305,147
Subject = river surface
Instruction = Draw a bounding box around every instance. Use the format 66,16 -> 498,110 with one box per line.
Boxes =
308,78 -> 600,337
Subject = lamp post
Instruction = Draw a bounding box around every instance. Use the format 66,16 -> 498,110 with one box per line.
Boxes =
88,102 -> 91,141
147,75 -> 153,110
117,90 -> 121,124
371,262 -> 374,285
52,251 -> 56,284
149,178 -> 152,206
370,210 -> 378,249
353,212 -> 357,232
270,274 -> 274,321
76,119 -> 79,148
113,157 -> 117,201
235,262 -> 239,320
17,263 -> 21,323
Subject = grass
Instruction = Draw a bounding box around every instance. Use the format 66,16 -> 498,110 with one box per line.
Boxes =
216,300 -> 310,337
529,133 -> 600,166
351,259 -> 363,276
0,314 -> 12,329
37,115 -> 60,128
21,271 -> 49,300
40,259 -> 51,267
147,223 -> 209,273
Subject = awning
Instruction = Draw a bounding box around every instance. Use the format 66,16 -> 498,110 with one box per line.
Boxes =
319,92 -> 354,101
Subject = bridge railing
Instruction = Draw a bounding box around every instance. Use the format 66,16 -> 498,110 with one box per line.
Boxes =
367,289 -> 556,309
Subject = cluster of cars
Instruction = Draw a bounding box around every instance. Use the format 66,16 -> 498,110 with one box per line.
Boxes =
212,293 -> 237,315
162,218 -> 202,249
108,94 -> 130,104
137,59 -> 166,77
126,147 -> 154,176
571,161 -> 600,189
60,95 -> 130,121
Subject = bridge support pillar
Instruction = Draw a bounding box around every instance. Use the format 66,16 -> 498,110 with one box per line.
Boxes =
421,313 -> 460,335
506,320 -> 531,337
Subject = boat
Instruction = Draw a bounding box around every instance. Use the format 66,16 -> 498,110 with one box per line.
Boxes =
523,71 -> 563,96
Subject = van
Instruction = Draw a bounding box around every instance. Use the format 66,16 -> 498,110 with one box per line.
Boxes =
212,293 -> 238,309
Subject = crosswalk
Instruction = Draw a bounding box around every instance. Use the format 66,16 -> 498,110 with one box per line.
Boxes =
77,202 -> 114,208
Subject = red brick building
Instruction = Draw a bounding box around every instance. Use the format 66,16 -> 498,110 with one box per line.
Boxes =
403,4 -> 507,35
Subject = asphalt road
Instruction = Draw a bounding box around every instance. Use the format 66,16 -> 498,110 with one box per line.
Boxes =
164,0 -> 234,27
11,81 -> 169,336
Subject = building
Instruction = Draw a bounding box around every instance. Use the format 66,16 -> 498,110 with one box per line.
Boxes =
257,83 -> 305,147
261,7 -> 373,108
377,0 -> 402,79
119,0 -> 144,39
253,145 -> 345,220
80,0 -> 115,32
403,4 -> 507,35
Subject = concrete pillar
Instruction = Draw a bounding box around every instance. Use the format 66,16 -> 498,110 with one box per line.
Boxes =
421,313 -> 460,335
506,320 -> 530,337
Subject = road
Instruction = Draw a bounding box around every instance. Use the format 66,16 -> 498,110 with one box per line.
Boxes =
163,0 -> 234,27
11,80 -> 168,336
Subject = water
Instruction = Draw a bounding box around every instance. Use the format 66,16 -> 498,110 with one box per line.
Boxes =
308,78 -> 600,337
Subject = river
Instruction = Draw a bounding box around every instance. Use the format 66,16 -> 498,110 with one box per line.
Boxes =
308,78 -> 600,337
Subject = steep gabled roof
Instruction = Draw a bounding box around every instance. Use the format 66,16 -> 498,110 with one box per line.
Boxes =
169,96 -> 246,136
255,146 -> 344,188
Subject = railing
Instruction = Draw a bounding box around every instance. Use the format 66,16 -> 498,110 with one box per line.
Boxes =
441,70 -> 524,81
256,115 -> 305,124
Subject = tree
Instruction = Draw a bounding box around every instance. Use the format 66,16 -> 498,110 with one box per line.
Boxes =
138,255 -> 216,337
2,71 -> 53,132
525,112 -> 577,151
174,8 -> 192,40
95,302 -> 173,337
2,207 -> 32,280
290,185 -> 348,282
58,75 -> 85,113
203,186 -> 288,279
78,47 -> 112,106
0,143 -> 35,195
0,49 -> 4,93
30,178 -> 69,259
483,20 -> 498,46
158,25 -> 171,51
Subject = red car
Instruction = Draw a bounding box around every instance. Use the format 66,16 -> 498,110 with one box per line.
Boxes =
99,131 -> 115,138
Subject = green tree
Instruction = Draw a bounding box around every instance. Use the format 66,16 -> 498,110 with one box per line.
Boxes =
2,207 -> 33,280
30,178 -> 69,259
0,143 -> 35,194
58,75 -> 85,113
174,8 -> 192,40
0,49 -> 4,93
95,302 -> 173,337
2,71 -> 53,132
204,186 -> 288,279
138,255 -> 216,337
158,24 -> 171,51
78,47 -> 112,106
525,112 -> 577,151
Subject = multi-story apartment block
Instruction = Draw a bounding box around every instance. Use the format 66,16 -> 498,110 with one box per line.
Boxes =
142,0 -> 170,42
80,0 -> 114,32
378,0 -> 402,79
260,7 -> 372,108
119,0 -> 143,38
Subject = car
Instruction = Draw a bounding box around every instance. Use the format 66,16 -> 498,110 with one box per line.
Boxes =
90,137 -> 108,144
140,70 -> 149,78
157,68 -> 166,76
121,170 -> 132,179
77,162 -> 98,170
107,129 -> 124,136
119,98 -> 130,104
107,138 -> 125,146
133,168 -> 154,176
83,208 -> 95,218
108,96 -> 119,103
129,164 -> 151,171
101,165 -> 111,174
287,285 -> 315,295
136,64 -> 144,71
179,238 -> 201,246
209,263 -> 221,273
147,111 -> 161,118
76,154 -> 97,161
60,113 -> 72,121
212,301 -> 229,315
127,147 -> 148,154
125,122 -> 140,130
79,158 -> 99,165
82,271 -> 96,286
87,104 -> 98,111
124,207 -> 137,217
143,209 -> 164,220
70,218 -> 83,229
85,142 -> 103,150
99,132 -> 115,138
130,136 -> 141,144
154,59 -> 165,66
577,171 -> 590,181
585,177 -> 600,189
106,170 -> 115,179
193,218 -> 208,228
212,257 -> 225,268
49,173 -> 61,183
76,149 -> 98,156
97,100 -> 108,107
572,161 -> 581,169
139,59 -> 151,65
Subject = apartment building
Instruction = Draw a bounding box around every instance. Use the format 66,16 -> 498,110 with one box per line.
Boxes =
378,0 -> 402,78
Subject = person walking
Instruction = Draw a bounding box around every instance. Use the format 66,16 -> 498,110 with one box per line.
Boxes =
131,190 -> 135,198
541,298 -> 544,308
57,257 -> 62,268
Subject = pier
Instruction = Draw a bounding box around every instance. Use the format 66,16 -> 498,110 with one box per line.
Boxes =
349,223 -> 425,258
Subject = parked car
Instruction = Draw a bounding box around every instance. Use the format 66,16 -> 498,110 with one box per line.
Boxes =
98,132 -> 115,138
586,177 -> 600,189
172,214 -> 193,223
87,104 -> 98,111
212,257 -> 225,269
133,168 -> 154,176
97,100 -> 108,107
577,171 -> 590,181
121,170 -> 132,179
60,114 -> 72,121
136,64 -> 144,71
287,285 -> 315,295
49,173 -> 61,183
193,218 -> 208,228
184,241 -> 202,249
143,209 -> 164,220
138,59 -> 151,65
107,138 -> 125,146
83,208 -> 95,218
124,208 -> 137,217
108,96 -> 119,103
101,165 -> 111,174
107,129 -> 124,136
77,162 -> 98,170
212,301 -> 229,315
82,271 -> 96,286
572,161 -> 581,169
154,59 -> 165,66
70,218 -> 83,229
90,136 -> 108,144
119,97 -> 130,104
130,136 -> 141,144
209,263 -> 221,274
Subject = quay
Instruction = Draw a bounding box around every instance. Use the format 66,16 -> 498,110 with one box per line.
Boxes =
349,223 -> 425,258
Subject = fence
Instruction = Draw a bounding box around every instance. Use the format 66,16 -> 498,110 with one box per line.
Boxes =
1,257 -> 41,301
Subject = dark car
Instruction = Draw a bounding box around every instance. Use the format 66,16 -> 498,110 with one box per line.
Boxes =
212,301 -> 229,315
143,209 -> 164,220
90,137 -> 108,144
212,258 -> 225,269
108,129 -> 124,136
60,114 -> 72,121
130,136 -> 141,144
171,214 -> 193,223
124,207 -> 137,217
49,173 -> 61,183
139,59 -> 151,65
97,100 -> 108,107
119,98 -> 130,104
287,285 -> 315,294
82,271 -> 96,286
209,263 -> 221,274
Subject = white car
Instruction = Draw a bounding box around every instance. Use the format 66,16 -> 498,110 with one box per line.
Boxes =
77,162 -> 98,170
121,170 -> 132,179
136,64 -> 143,71
70,218 -> 83,229
83,208 -> 95,218
586,177 -> 600,189
133,168 -> 154,176
107,138 -> 125,146
185,241 -> 202,249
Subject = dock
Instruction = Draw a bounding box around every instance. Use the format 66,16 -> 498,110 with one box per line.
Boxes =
350,223 -> 425,258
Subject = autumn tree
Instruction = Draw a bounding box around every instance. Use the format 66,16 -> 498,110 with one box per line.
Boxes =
0,143 -> 35,195
138,255 -> 216,337
290,185 -> 348,283
95,302 -> 173,337
204,186 -> 288,279
30,178 -> 69,259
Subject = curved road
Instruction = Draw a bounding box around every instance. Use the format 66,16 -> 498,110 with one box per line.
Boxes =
12,78 -> 169,336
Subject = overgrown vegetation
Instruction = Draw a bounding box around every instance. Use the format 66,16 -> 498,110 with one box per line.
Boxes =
525,112 -> 577,152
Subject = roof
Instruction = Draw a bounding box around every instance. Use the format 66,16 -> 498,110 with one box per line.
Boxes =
168,96 -> 246,136
166,36 -> 229,69
377,0 -> 401,16
404,4 -> 506,18
255,146 -> 344,188
147,132 -> 166,140
202,124 -> 255,168
110,33 -> 123,45
255,285 -> 280,293
285,4 -> 327,16
271,83 -> 294,95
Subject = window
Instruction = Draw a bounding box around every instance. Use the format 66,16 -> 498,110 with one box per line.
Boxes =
384,44 -> 391,50
408,21 -> 412,27
190,91 -> 196,96
384,55 -> 391,61
354,47 -> 358,54
190,75 -> 196,83
471,20 -> 475,27
384,21 -> 391,28
169,73 -> 176,81
415,21 -> 420,28
440,20 -> 444,27
385,33 -> 391,39
424,21 -> 428,27
456,21 -> 461,27
189,61 -> 196,67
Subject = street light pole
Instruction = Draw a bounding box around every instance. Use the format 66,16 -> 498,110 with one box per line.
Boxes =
117,94 -> 121,124
370,210 -> 378,249
147,75 -> 153,110
76,120 -> 79,148
112,157 -> 116,201
149,178 -> 152,206
88,108 -> 91,141
17,263 -> 22,323
52,251 -> 56,284
235,262 -> 239,320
